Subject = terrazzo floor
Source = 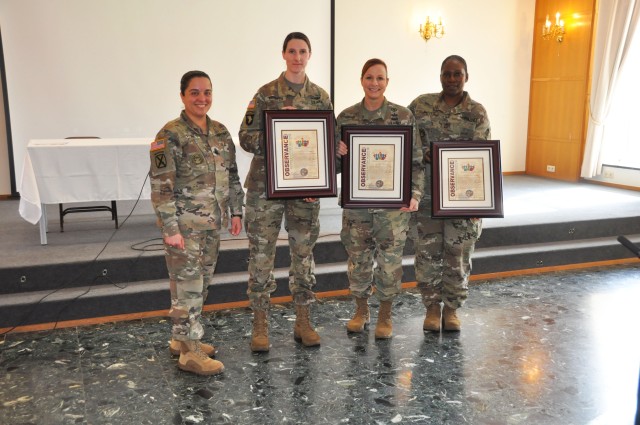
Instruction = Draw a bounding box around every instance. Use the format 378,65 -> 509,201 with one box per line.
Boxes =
1,265 -> 639,425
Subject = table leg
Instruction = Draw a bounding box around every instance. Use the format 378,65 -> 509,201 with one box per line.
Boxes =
39,203 -> 48,245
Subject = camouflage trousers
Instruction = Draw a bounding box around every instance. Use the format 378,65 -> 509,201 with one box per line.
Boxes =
244,191 -> 320,310
409,205 -> 482,309
340,208 -> 410,302
164,226 -> 220,341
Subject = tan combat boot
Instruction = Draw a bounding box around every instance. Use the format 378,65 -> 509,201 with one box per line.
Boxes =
294,305 -> 321,346
169,339 -> 216,357
423,303 -> 442,332
442,305 -> 461,331
346,297 -> 370,333
251,309 -> 270,352
375,300 -> 393,339
178,340 -> 224,375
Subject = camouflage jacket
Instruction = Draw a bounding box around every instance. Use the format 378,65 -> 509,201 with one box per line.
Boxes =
150,111 -> 244,238
239,72 -> 333,193
408,91 -> 491,201
408,91 -> 491,146
336,98 -> 425,205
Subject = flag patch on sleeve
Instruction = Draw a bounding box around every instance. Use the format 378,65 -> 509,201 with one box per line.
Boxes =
150,139 -> 166,152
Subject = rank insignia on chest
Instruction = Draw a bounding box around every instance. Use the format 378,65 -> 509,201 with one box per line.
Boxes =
154,152 -> 167,169
192,154 -> 205,165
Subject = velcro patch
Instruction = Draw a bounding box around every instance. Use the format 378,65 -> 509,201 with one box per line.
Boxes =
150,139 -> 166,152
247,99 -> 255,110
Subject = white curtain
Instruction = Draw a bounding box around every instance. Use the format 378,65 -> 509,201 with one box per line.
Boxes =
581,0 -> 640,178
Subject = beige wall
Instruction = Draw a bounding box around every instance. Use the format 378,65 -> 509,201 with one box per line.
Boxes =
0,0 -> 535,195
335,0 -> 536,173
12,2 -> 635,191
0,1 -> 635,197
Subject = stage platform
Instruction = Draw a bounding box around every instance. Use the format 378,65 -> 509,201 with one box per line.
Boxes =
1,175 -> 640,425
1,175 -> 639,329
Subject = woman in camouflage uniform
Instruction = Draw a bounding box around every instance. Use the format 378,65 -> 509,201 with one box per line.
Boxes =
150,71 -> 244,375
239,32 -> 333,352
408,55 -> 491,332
337,58 -> 424,339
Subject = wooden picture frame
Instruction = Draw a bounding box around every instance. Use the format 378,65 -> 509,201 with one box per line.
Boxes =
431,140 -> 504,218
264,110 -> 337,199
341,125 -> 412,208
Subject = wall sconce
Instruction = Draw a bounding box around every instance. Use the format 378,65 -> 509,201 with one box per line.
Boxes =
542,12 -> 565,42
419,16 -> 445,42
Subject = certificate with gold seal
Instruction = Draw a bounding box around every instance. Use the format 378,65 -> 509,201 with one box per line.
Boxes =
357,144 -> 395,190
281,130 -> 320,180
341,125 -> 412,208
265,110 -> 336,199
431,140 -> 504,218
447,157 -> 485,201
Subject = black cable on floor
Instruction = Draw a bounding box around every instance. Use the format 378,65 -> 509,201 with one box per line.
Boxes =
1,173 -> 150,336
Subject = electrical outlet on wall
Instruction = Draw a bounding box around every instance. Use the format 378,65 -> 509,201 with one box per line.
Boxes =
546,165 -> 556,172
603,170 -> 614,178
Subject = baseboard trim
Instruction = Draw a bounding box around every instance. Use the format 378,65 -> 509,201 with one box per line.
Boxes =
582,178 -> 640,192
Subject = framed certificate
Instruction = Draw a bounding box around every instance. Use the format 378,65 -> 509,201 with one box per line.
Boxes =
341,125 -> 412,208
431,140 -> 504,218
264,110 -> 337,199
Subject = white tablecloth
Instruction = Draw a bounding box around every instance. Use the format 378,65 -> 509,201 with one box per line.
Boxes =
18,138 -> 153,243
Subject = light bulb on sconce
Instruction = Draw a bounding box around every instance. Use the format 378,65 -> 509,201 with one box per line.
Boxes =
542,11 -> 565,42
419,16 -> 445,42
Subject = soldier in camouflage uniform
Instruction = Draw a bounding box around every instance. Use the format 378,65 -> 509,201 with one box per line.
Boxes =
150,71 -> 244,375
337,58 -> 424,339
408,55 -> 491,332
239,32 -> 333,352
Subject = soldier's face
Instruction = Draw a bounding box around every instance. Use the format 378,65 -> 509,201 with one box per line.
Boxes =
361,64 -> 388,103
181,77 -> 212,121
440,60 -> 468,99
282,39 -> 311,75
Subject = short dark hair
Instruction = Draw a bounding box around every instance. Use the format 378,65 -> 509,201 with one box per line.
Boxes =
441,55 -> 468,74
180,70 -> 211,95
361,58 -> 388,79
282,32 -> 311,53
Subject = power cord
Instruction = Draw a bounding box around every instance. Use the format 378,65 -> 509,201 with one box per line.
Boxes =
2,173 -> 344,337
1,172 -> 150,336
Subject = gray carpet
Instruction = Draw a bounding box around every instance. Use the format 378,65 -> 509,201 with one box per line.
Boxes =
2,175 -> 639,269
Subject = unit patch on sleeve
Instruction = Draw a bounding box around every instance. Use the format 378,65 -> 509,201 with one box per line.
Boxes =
244,99 -> 255,125
154,152 -> 167,169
